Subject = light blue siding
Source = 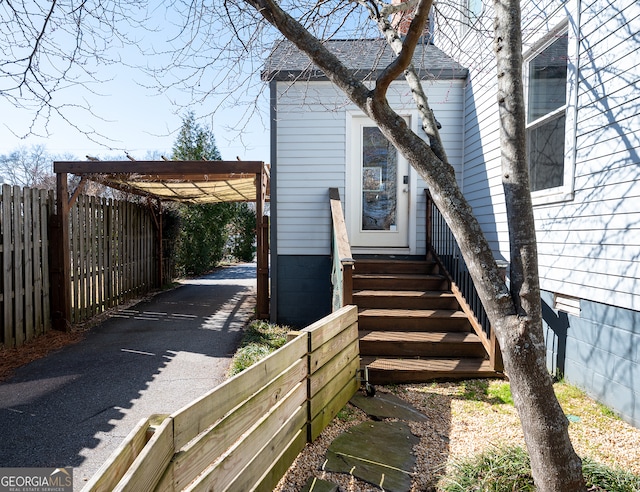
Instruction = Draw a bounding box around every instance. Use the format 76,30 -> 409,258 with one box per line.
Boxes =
435,0 -> 640,426
436,0 -> 640,311
542,290 -> 640,427
274,79 -> 465,256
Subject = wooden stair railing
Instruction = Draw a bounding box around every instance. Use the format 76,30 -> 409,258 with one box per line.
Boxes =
329,188 -> 355,310
425,190 -> 504,373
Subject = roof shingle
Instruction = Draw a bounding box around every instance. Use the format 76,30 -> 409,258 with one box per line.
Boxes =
263,38 -> 468,81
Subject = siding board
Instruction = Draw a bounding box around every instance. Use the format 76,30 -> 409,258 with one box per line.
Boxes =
275,78 -> 464,256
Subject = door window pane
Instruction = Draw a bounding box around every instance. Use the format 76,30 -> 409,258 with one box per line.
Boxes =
362,127 -> 398,231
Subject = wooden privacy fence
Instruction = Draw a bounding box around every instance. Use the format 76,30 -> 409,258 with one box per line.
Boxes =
69,195 -> 157,324
0,185 -> 53,349
83,305 -> 360,492
1,182 -> 161,348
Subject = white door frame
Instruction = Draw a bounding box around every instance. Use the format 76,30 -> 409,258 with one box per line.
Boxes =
345,111 -> 418,254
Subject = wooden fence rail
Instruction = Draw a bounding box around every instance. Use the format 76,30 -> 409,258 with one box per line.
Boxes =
0,185 -> 53,348
83,305 -> 360,492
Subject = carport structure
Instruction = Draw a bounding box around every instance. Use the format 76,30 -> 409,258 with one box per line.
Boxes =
49,160 -> 270,331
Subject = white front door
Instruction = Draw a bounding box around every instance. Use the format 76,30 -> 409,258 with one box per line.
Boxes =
348,117 -> 410,249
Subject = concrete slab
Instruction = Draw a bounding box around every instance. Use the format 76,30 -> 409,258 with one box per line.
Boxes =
0,263 -> 256,491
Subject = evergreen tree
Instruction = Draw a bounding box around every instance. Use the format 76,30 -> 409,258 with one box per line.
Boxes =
170,112 -> 255,276
171,112 -> 222,161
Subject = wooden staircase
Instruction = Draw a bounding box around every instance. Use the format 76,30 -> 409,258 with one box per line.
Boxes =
354,257 -> 502,384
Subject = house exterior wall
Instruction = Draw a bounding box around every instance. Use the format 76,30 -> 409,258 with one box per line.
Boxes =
435,0 -> 640,425
542,290 -> 640,427
271,78 -> 465,326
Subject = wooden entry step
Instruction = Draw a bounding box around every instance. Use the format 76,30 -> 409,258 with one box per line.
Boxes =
353,258 -> 440,275
358,308 -> 470,331
363,357 -> 498,385
359,331 -> 487,358
353,257 -> 502,384
353,290 -> 459,310
353,273 -> 448,291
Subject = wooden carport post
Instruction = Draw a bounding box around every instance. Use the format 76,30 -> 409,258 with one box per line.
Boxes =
49,173 -> 71,331
256,164 -> 270,319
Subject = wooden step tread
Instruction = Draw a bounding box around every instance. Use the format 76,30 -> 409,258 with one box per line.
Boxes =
353,273 -> 445,280
364,357 -> 500,383
354,259 -> 434,267
354,290 -> 454,298
359,308 -> 467,319
367,357 -> 494,373
354,259 -> 430,264
361,331 -> 480,343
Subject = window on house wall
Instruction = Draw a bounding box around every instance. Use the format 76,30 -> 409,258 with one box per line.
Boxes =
526,32 -> 569,193
461,0 -> 483,35
467,0 -> 482,24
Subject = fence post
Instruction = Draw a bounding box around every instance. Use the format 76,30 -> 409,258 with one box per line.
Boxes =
342,264 -> 353,306
49,173 -> 71,331
256,164 -> 270,320
157,199 -> 163,288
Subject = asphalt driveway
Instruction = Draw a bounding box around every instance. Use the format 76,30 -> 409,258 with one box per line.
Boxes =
0,263 -> 256,490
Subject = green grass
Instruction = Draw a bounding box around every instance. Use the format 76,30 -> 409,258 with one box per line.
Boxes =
437,445 -> 640,492
486,381 -> 513,405
228,319 -> 290,376
457,379 -> 490,401
451,379 -> 513,406
582,459 -> 640,491
438,446 -> 535,492
553,379 -> 621,421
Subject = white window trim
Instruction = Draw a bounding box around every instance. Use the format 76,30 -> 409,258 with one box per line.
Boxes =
523,16 -> 579,206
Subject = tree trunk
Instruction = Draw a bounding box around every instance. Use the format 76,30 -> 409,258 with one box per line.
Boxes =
250,0 -> 586,488
492,0 -> 585,490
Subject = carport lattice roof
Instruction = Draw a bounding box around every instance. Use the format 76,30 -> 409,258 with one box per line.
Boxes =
53,160 -> 270,204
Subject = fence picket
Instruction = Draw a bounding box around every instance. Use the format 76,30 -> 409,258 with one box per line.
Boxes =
32,190 -> 43,337
72,199 -> 80,323
42,190 -> 52,332
79,195 -> 86,321
23,187 -> 34,343
97,197 -> 104,314
2,184 -> 13,348
12,186 -> 24,347
106,199 -> 113,308
90,196 -> 97,317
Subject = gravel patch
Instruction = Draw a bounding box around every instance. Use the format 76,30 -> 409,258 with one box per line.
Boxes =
275,380 -> 640,491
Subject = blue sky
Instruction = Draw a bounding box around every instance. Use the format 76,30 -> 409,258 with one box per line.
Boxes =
0,81 -> 271,161
0,4 -> 271,162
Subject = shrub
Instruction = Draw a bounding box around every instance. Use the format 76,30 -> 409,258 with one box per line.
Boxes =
228,320 -> 289,376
